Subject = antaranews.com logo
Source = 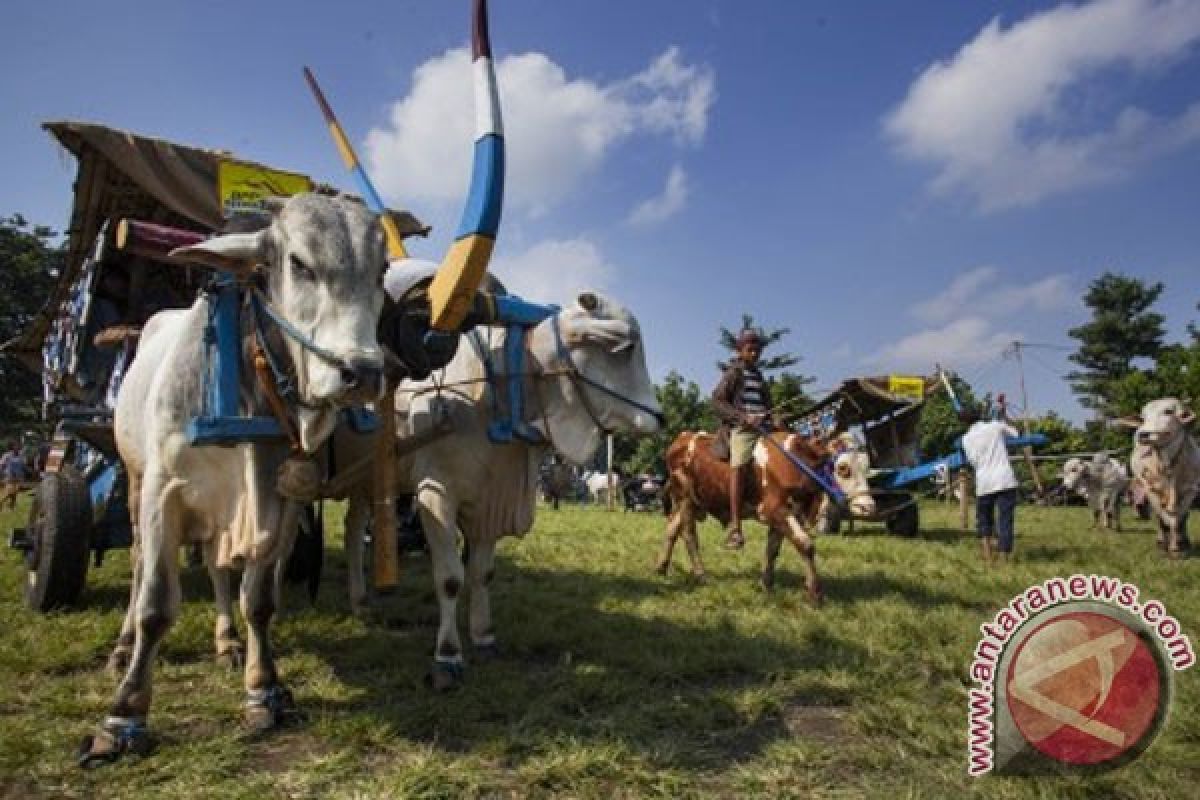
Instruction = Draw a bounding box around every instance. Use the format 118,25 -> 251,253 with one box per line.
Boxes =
967,574 -> 1194,776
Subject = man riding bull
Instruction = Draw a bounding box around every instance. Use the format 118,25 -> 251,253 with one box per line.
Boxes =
711,328 -> 775,550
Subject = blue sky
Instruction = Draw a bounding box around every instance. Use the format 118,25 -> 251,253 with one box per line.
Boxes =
4,0 -> 1199,424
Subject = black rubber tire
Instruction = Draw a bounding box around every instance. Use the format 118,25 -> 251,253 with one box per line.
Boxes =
885,501 -> 920,538
24,468 -> 92,611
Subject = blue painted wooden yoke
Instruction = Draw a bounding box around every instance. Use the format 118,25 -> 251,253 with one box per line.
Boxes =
874,433 -> 1049,490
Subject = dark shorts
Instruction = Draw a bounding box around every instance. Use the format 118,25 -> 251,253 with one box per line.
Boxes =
977,488 -> 1017,553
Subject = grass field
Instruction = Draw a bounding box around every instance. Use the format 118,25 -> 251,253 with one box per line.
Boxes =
0,496 -> 1196,799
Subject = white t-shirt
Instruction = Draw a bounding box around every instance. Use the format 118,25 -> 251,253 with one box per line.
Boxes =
962,420 -> 1019,496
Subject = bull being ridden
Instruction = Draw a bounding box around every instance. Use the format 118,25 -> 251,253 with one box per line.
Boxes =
656,328 -> 875,602
657,430 -> 873,603
86,0 -> 511,764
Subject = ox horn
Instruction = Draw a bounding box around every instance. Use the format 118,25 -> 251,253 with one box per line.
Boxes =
427,0 -> 505,331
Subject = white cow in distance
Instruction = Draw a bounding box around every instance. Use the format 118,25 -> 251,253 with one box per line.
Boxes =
1061,454 -> 1130,531
584,470 -> 622,505
1116,397 -> 1199,556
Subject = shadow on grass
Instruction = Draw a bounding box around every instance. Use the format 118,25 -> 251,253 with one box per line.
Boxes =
820,569 -> 977,609
291,559 -> 870,771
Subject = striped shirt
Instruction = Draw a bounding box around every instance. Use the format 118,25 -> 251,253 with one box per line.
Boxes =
739,365 -> 768,415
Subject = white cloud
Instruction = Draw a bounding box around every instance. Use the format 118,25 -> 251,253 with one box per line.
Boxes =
912,267 -> 1074,322
491,237 -> 616,305
627,164 -> 689,226
863,317 -> 1020,372
885,0 -> 1200,211
365,46 -> 714,217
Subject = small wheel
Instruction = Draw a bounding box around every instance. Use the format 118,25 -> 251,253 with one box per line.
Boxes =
24,468 -> 92,611
885,501 -> 919,538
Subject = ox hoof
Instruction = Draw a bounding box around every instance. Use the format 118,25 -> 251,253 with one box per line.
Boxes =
691,571 -> 708,585
653,561 -> 669,577
425,660 -> 465,692
216,645 -> 245,671
243,686 -> 300,733
77,719 -> 153,768
807,586 -> 825,607
106,649 -> 132,677
759,574 -> 775,593
473,641 -> 502,661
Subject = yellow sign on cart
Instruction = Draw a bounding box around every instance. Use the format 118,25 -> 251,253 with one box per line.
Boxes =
888,375 -> 926,401
218,160 -> 312,216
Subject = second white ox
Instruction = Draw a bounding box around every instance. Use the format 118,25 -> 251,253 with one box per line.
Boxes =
338,291 -> 661,688
1116,397 -> 1199,556
1060,454 -> 1130,531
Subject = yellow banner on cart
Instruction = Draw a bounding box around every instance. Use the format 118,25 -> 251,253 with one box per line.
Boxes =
218,160 -> 312,216
888,375 -> 926,401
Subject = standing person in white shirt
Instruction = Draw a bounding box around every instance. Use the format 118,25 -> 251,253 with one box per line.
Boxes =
960,405 -> 1020,564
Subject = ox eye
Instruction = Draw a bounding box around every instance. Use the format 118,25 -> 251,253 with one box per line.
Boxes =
290,254 -> 316,282
836,464 -> 852,479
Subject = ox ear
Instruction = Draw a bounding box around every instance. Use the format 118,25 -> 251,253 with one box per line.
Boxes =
577,292 -> 600,313
170,230 -> 269,274
1182,407 -> 1196,426
1112,415 -> 1143,430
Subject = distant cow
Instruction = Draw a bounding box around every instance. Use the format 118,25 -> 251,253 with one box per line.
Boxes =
656,431 -> 875,603
584,470 -> 621,505
1061,454 -> 1130,531
540,459 -> 576,510
1116,397 -> 1199,556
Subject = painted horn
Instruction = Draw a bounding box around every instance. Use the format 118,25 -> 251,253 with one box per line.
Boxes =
426,0 -> 505,331
303,66 -> 410,260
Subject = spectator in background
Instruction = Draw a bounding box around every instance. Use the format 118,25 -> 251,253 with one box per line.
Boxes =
0,442 -> 29,510
960,405 -> 1020,564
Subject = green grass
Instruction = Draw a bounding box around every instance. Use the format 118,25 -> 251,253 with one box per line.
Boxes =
0,496 -> 1196,798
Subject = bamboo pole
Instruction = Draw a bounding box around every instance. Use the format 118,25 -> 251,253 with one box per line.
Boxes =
606,434 -> 615,512
958,469 -> 971,531
372,384 -> 400,592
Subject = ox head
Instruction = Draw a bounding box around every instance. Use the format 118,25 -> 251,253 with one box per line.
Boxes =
822,433 -> 876,517
173,194 -> 388,451
1060,457 -> 1086,492
530,291 -> 663,464
1114,397 -> 1195,451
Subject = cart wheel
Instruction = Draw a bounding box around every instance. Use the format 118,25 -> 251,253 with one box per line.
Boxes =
24,468 -> 92,611
885,501 -> 919,538
282,504 -> 323,603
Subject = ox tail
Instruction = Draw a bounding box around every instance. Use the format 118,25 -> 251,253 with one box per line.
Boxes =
427,0 -> 505,331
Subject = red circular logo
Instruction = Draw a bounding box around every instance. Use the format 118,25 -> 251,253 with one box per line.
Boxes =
1005,611 -> 1164,765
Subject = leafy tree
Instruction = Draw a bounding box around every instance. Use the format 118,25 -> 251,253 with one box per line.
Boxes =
1067,272 -> 1165,414
616,370 -> 716,476
0,214 -> 61,442
915,371 -> 978,459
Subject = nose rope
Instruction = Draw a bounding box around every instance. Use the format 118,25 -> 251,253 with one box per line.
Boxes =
250,289 -> 352,371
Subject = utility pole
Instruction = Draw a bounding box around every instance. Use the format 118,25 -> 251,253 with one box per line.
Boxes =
1010,340 -> 1044,498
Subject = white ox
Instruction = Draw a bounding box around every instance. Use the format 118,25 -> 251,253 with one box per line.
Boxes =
1116,397 -> 1199,556
583,470 -> 621,504
1061,454 -> 1130,531
82,195 -> 389,765
337,291 -> 661,689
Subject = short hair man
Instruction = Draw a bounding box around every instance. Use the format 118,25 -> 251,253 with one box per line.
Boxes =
711,328 -> 774,550
959,406 -> 1020,563
0,442 -> 28,511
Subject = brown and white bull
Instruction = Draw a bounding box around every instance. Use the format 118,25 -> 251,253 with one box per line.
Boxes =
1115,397 -> 1199,556
1060,454 -> 1130,531
81,194 -> 393,766
656,430 -> 875,602
337,291 -> 661,689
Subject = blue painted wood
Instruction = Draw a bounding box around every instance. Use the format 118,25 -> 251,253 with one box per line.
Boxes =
186,416 -> 284,446
455,134 -> 505,239
875,433 -> 1049,490
493,294 -> 555,326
